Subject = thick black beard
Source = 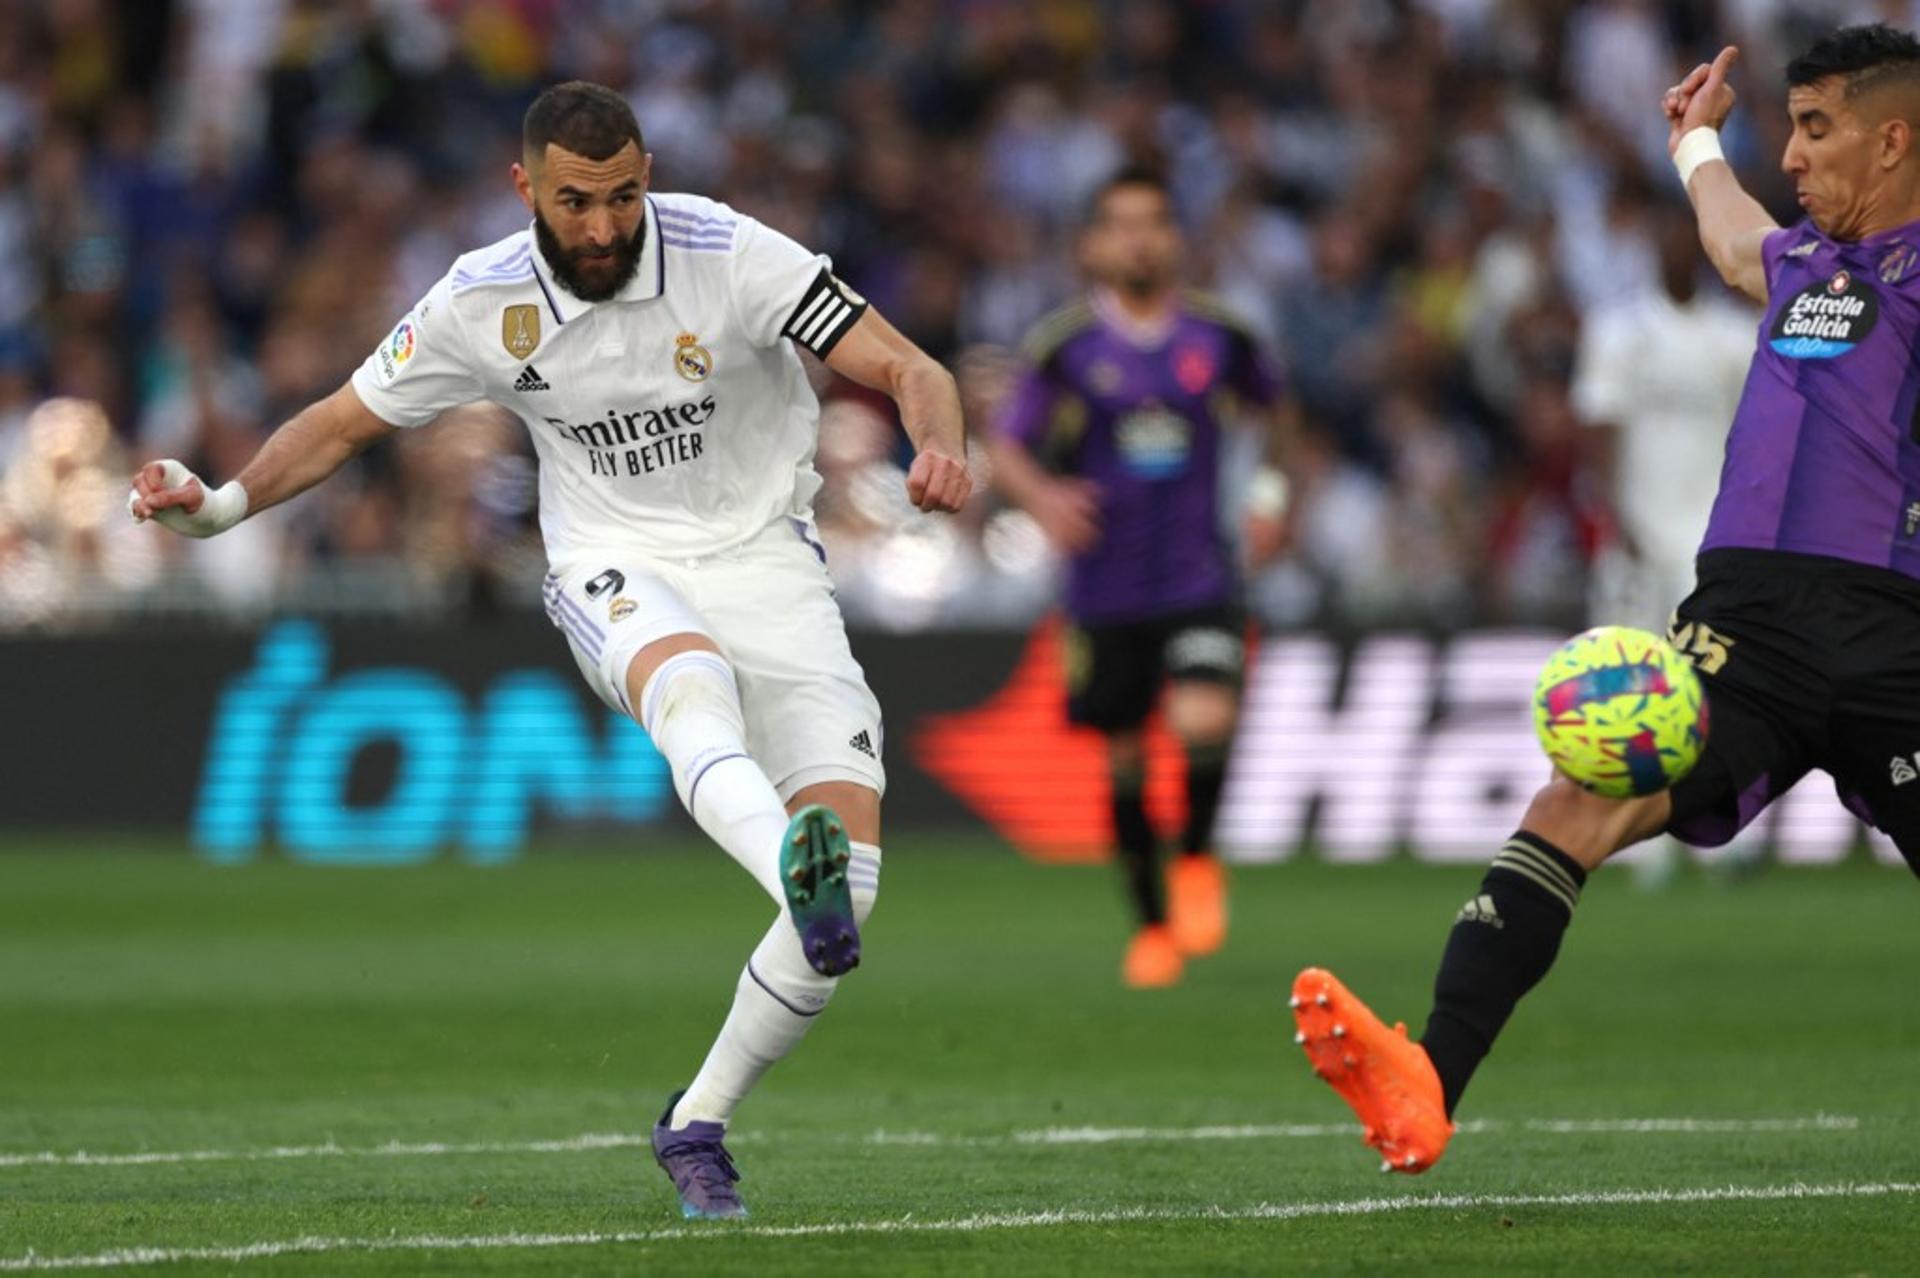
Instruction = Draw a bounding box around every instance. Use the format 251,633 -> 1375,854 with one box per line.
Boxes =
534,208 -> 644,302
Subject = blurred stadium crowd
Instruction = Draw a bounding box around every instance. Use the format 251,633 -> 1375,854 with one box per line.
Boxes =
0,0 -> 1905,631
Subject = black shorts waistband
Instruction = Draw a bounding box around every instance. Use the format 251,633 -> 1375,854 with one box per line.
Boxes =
1696,548 -> 1920,601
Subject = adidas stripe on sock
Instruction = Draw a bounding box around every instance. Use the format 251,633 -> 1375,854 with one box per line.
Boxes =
1420,831 -> 1588,1115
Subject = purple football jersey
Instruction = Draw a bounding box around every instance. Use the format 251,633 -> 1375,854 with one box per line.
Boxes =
1704,219 -> 1920,576
998,294 -> 1282,624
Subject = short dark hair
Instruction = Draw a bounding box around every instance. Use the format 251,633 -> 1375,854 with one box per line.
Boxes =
1786,23 -> 1920,96
523,81 -> 644,162
1087,165 -> 1173,225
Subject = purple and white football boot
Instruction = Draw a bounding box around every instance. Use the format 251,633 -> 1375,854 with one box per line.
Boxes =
652,1090 -> 748,1219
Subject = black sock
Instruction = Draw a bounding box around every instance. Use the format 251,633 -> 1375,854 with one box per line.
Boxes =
1109,756 -> 1163,926
1179,739 -> 1229,856
1420,831 -> 1587,1116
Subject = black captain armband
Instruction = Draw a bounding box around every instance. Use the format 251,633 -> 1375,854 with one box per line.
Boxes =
782,270 -> 869,358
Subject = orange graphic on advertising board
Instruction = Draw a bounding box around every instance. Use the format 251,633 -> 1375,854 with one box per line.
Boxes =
910,618 -> 1190,863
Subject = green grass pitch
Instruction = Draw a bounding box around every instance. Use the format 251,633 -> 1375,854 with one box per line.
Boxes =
1,838 -> 1916,1274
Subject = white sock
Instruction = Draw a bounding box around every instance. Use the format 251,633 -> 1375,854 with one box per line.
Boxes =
672,843 -> 881,1130
640,650 -> 789,903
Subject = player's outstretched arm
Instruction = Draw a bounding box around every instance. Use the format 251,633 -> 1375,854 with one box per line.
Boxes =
1667,46 -> 1776,303
822,309 -> 971,513
128,382 -> 396,536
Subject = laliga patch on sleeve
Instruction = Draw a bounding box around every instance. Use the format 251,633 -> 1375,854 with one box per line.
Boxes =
375,317 -> 420,386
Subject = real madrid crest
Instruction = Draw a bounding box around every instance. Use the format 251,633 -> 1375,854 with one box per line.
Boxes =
674,332 -> 713,382
503,304 -> 541,359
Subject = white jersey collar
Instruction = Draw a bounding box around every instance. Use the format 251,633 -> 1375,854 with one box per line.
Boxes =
528,197 -> 666,324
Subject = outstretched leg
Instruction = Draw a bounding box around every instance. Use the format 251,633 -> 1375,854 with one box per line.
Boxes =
1295,777 -> 1669,1173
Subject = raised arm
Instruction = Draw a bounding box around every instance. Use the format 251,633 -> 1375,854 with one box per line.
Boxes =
823,307 -> 971,513
128,382 -> 396,536
1668,46 -> 1778,303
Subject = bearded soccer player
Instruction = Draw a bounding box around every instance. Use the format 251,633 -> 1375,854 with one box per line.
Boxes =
128,83 -> 969,1218
1294,24 -> 1920,1174
990,168 -> 1293,989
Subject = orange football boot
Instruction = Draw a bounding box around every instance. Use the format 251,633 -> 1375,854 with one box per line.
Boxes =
1290,967 -> 1454,1173
1167,854 -> 1228,956
1122,924 -> 1184,988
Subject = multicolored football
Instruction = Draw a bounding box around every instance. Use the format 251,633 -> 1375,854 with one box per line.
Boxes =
1532,626 -> 1709,798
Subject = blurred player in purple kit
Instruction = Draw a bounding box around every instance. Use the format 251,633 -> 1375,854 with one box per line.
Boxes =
1293,24 -> 1920,1175
990,168 -> 1295,989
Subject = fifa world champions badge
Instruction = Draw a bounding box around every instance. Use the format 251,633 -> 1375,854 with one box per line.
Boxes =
503,304 -> 541,359
674,332 -> 713,382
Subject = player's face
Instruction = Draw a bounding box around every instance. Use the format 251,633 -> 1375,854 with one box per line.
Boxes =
1781,79 -> 1888,240
1086,185 -> 1181,296
516,141 -> 651,301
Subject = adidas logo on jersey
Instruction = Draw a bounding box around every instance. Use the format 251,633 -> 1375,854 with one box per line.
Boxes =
1455,893 -> 1504,929
1892,755 -> 1918,786
514,365 -> 551,392
849,730 -> 876,758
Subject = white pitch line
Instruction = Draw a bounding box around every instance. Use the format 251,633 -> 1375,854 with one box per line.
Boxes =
0,1133 -> 654,1170
2,1180 -> 1914,1272
0,1115 -> 1859,1169
1525,1116 -> 1860,1135
881,1113 -> 1858,1147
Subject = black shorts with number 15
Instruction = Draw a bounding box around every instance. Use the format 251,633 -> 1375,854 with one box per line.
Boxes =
1664,548 -> 1920,874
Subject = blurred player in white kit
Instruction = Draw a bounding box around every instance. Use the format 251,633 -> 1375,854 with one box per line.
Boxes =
1572,204 -> 1756,885
1575,205 -> 1755,634
127,82 -> 970,1220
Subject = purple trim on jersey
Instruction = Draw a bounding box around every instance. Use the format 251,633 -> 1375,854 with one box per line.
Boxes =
452,245 -> 532,291
645,197 -> 668,295
789,516 -> 828,564
655,205 -> 735,252
655,206 -> 736,231
532,264 -> 567,325
655,221 -> 734,242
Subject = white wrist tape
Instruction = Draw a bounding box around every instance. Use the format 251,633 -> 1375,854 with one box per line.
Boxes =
1246,466 -> 1290,520
1673,127 -> 1725,188
127,459 -> 249,538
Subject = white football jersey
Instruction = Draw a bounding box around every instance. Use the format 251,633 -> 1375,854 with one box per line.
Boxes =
350,193 -> 868,569
1571,289 -> 1756,569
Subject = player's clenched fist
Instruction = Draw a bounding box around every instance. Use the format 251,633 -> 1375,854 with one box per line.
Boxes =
905,447 -> 971,513
127,458 -> 249,537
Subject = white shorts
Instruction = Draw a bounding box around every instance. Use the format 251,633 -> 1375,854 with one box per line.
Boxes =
542,517 -> 885,800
